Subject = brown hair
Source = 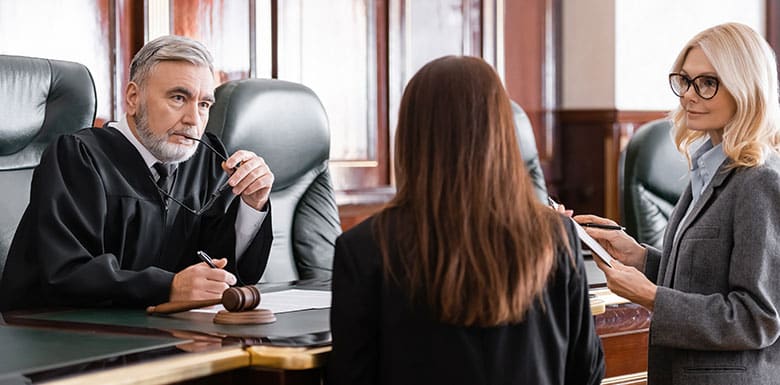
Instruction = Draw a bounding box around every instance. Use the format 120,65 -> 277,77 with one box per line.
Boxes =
376,56 -> 567,327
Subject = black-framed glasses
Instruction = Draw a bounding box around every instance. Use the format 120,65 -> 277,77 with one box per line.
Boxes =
150,135 -> 236,216
669,73 -> 720,100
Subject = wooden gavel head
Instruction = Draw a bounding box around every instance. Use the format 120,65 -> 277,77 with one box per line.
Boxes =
221,285 -> 261,312
146,285 -> 262,315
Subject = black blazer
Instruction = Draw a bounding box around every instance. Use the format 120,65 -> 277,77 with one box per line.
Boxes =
328,213 -> 605,385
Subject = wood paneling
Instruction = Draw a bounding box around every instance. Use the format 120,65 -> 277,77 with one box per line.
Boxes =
596,303 -> 651,380
557,110 -> 667,219
503,0 -> 560,194
171,0 -> 252,83
0,0 -> 116,123
768,0 -> 780,52
113,0 -> 145,120
336,186 -> 395,231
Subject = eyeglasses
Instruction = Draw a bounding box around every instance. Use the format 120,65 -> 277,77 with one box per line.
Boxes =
669,73 -> 720,100
151,135 -> 236,216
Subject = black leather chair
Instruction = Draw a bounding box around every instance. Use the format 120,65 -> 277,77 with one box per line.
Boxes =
0,55 -> 97,281
511,101 -> 548,203
206,78 -> 340,282
619,118 -> 688,249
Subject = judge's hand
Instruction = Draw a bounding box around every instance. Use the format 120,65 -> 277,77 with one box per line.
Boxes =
170,258 -> 237,301
573,214 -> 646,270
222,150 -> 274,211
593,257 -> 657,311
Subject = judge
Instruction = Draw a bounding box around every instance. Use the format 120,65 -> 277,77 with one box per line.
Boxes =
0,35 -> 274,311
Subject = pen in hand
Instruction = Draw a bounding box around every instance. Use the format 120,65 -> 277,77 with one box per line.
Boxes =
580,223 -> 626,231
196,250 -> 218,269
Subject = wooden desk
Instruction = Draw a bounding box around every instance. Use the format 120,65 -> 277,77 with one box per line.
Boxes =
2,295 -> 647,385
2,303 -> 331,385
40,348 -> 249,385
595,303 -> 651,384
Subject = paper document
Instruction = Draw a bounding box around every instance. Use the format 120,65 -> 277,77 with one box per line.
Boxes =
589,288 -> 630,306
191,289 -> 331,314
571,218 -> 614,268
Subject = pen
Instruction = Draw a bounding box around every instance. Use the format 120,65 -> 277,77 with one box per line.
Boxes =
580,222 -> 626,231
546,196 -> 560,210
196,250 -> 218,269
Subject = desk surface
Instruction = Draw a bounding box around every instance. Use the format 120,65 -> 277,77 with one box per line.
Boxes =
1,286 -> 639,385
39,347 -> 250,385
0,326 -> 183,380
14,308 -> 331,347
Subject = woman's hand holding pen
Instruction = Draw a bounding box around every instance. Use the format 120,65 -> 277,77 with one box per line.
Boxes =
573,214 -> 646,270
573,214 -> 657,310
170,257 -> 237,302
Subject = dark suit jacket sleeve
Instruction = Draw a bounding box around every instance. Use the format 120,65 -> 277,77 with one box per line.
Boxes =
562,219 -> 606,385
328,233 -> 380,385
24,136 -> 174,306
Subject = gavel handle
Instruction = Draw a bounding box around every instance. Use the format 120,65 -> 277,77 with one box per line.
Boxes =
146,298 -> 222,314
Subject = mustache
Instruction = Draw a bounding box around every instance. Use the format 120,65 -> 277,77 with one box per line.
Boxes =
169,126 -> 199,138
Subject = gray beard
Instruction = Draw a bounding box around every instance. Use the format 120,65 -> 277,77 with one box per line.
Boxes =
134,105 -> 199,163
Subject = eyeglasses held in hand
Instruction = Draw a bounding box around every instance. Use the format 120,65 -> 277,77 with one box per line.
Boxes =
668,73 -> 720,100
151,135 -> 238,216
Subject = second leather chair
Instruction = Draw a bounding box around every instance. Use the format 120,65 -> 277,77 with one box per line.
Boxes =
619,118 -> 688,249
205,78 -> 340,282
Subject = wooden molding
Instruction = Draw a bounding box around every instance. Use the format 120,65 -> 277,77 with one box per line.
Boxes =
41,348 -> 250,385
247,346 -> 332,370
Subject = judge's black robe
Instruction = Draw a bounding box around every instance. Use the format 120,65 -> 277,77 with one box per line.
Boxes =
0,126 -> 273,311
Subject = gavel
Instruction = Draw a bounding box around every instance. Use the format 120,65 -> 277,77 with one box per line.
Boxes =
146,285 -> 261,314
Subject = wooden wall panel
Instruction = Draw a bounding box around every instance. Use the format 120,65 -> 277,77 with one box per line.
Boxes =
0,0 -> 115,123
171,0 -> 252,83
504,0 -> 560,183
113,0 -> 145,119
768,0 -> 780,52
557,110 -> 667,220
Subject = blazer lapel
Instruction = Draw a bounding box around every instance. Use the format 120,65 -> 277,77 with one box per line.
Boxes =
657,185 -> 692,285
662,161 -> 735,287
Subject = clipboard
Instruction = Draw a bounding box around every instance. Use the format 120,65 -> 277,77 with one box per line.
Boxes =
570,218 -> 614,268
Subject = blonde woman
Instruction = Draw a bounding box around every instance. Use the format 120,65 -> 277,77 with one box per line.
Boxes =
577,23 -> 780,385
329,56 -> 604,385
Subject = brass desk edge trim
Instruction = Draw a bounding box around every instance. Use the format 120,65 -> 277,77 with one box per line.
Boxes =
39,348 -> 250,385
248,345 -> 332,370
601,371 -> 647,385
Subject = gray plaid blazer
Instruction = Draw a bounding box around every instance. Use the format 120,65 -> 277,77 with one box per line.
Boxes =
643,154 -> 780,385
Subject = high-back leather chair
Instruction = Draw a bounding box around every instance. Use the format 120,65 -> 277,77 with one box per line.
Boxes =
0,55 -> 97,281
619,118 -> 688,249
511,101 -> 548,203
206,78 -> 340,282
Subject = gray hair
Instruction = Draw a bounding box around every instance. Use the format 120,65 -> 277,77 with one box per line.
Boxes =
129,35 -> 214,85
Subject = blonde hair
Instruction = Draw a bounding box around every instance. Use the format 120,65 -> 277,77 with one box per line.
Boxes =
669,22 -> 780,167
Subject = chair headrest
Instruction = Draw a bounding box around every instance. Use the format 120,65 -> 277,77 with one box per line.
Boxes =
625,118 -> 688,202
511,101 -> 539,164
0,55 -> 97,170
206,79 -> 330,191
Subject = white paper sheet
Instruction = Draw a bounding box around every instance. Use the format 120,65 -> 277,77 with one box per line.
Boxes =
570,218 -> 614,268
191,289 -> 331,314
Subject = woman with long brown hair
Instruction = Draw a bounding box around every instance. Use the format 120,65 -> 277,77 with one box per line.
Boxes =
329,56 -> 604,385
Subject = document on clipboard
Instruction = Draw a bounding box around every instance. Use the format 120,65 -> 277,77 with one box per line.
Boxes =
570,218 -> 615,268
